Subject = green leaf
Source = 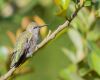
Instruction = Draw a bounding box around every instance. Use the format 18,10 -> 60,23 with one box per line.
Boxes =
55,0 -> 71,17
60,64 -> 83,80
68,28 -> 84,62
87,42 -> 100,75
78,61 -> 91,77
96,9 -> 100,18
87,31 -> 100,41
60,0 -> 70,10
54,0 -> 70,10
84,0 -> 92,6
62,48 -> 77,64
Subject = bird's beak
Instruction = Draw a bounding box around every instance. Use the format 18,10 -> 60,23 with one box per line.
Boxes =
39,24 -> 48,28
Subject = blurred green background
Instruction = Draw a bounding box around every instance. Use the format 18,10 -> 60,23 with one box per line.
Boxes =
0,0 -> 100,80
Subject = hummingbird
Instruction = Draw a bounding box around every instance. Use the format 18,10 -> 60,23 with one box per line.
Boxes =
10,22 -> 47,68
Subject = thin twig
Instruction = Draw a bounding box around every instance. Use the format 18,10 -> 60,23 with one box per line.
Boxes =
0,67 -> 16,80
0,5 -> 83,80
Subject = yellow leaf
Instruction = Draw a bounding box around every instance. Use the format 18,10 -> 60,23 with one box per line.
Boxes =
7,31 -> 16,45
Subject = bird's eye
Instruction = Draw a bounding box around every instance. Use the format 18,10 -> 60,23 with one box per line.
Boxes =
33,27 -> 37,29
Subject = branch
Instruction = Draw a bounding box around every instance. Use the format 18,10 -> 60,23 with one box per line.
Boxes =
0,5 -> 84,80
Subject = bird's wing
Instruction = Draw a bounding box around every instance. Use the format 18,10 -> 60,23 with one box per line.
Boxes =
10,31 -> 32,68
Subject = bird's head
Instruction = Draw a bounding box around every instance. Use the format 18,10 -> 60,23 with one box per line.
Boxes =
26,22 -> 47,34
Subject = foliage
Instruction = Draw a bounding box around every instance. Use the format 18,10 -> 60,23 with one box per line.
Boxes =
0,0 -> 100,80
